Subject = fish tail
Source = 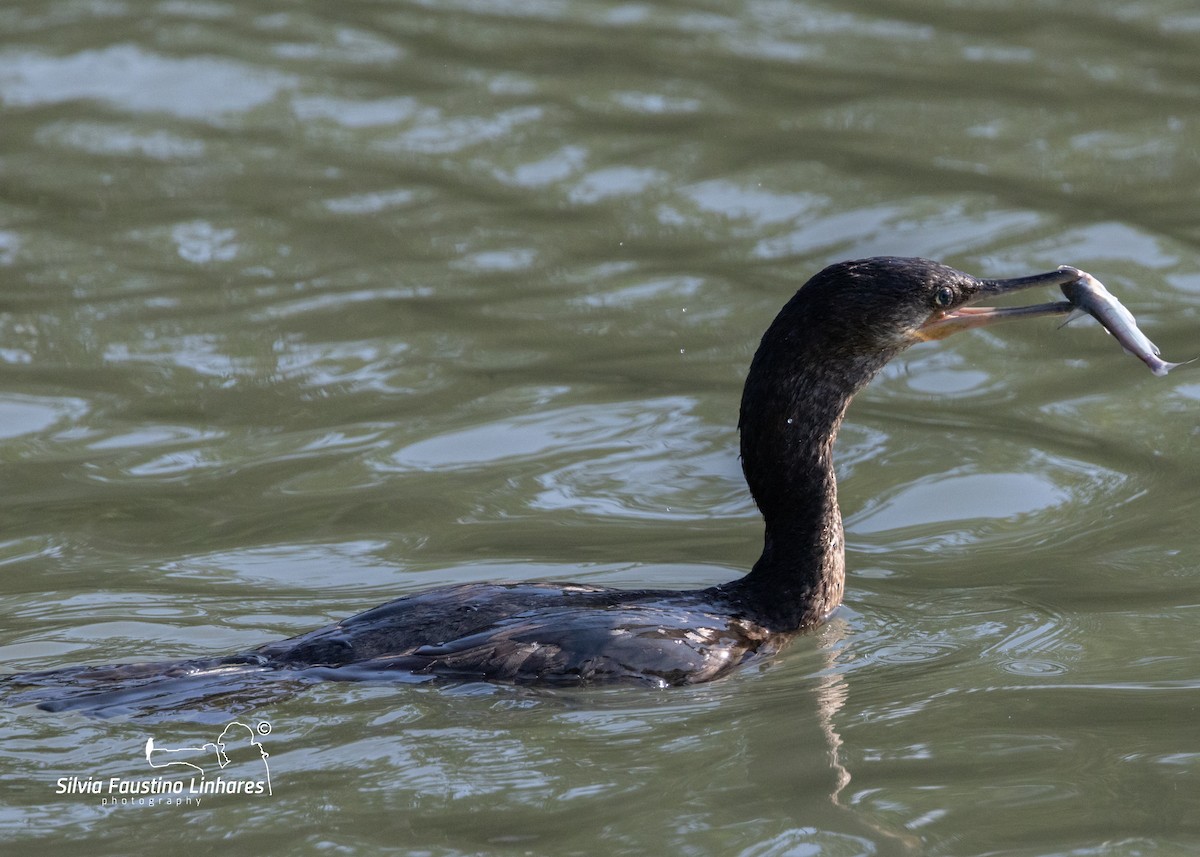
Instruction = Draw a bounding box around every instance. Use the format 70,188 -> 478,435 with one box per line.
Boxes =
1160,357 -> 1197,375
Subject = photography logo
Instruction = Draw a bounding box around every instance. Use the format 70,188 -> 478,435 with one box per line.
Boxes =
55,720 -> 274,807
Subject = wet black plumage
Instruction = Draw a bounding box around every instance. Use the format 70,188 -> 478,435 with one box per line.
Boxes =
4,257 -> 1078,713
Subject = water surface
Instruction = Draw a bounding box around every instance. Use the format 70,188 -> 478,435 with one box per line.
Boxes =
2,1 -> 1199,855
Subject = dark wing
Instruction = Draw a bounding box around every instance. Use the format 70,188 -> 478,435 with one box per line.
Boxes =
2,582 -> 776,714
330,600 -> 772,686
252,582 -> 619,666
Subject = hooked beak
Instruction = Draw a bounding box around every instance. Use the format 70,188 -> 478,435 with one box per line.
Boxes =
915,268 -> 1078,341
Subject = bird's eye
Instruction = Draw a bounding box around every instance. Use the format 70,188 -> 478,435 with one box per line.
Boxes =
933,286 -> 956,309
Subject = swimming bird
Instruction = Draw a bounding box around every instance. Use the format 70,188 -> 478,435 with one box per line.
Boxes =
5,257 -> 1081,711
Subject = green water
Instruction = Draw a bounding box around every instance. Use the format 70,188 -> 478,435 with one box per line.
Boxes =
2,1 -> 1199,854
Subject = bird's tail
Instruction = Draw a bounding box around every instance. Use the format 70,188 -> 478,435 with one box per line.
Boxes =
2,654 -> 282,718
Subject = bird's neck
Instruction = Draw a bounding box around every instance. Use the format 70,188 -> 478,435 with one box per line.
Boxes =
725,321 -> 891,632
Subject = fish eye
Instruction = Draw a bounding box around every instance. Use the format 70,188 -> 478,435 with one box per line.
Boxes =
932,286 -> 956,309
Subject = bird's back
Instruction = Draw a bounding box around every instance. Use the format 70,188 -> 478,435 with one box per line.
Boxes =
3,581 -> 781,715
257,582 -> 778,686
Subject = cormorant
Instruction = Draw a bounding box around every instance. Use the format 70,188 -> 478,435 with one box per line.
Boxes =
4,257 -> 1080,712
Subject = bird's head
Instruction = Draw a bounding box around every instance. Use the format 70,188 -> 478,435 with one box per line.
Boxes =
790,256 -> 1076,358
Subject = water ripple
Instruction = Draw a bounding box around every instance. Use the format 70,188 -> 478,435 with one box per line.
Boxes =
0,44 -> 295,119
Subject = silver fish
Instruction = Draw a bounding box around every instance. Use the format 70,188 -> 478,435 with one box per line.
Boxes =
1057,265 -> 1185,377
